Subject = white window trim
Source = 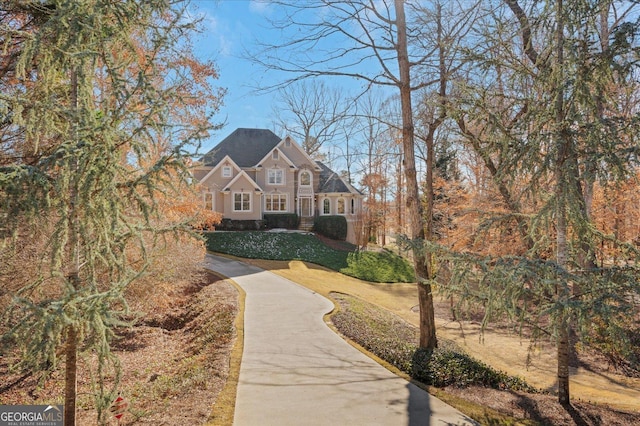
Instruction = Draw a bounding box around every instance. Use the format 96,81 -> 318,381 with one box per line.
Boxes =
337,197 -> 346,215
222,166 -> 232,178
322,198 -> 331,215
232,191 -> 252,212
300,170 -> 312,186
265,193 -> 288,212
268,168 -> 285,185
350,198 -> 356,215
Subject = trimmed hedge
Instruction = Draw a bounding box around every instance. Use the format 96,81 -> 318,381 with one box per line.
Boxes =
314,215 -> 347,241
216,219 -> 264,231
264,213 -> 299,229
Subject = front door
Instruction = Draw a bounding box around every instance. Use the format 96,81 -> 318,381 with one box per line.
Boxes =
299,197 -> 312,217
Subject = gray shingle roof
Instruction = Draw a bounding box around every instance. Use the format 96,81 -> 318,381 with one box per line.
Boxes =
316,161 -> 363,195
200,128 -> 281,167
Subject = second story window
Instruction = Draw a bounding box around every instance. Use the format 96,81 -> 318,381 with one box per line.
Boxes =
272,150 -> 279,160
300,170 -> 311,186
222,166 -> 232,177
268,168 -> 284,185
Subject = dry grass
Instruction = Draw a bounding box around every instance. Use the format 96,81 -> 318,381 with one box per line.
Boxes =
0,271 -> 238,426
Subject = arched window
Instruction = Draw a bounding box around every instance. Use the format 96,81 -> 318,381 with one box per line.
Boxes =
350,198 -> 356,215
300,170 -> 311,186
323,198 -> 331,215
337,198 -> 345,215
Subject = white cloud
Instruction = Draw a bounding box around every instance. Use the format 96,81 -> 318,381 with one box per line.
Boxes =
249,0 -> 272,15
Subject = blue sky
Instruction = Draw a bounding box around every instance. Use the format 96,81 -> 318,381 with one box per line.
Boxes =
190,0 -> 285,152
187,0 -> 397,178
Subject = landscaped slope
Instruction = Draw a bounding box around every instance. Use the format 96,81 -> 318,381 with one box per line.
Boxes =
203,231 -> 415,283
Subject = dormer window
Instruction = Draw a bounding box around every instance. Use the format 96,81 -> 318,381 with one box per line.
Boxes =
222,166 -> 232,178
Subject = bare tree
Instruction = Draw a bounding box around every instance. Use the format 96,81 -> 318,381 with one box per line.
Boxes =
252,0 -> 482,348
272,80 -> 350,158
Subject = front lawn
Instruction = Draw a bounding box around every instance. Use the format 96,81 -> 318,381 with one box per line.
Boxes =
203,231 -> 415,283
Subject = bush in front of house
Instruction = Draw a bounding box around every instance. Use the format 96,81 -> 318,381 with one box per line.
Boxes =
314,215 -> 347,241
264,213 -> 299,229
215,219 -> 265,231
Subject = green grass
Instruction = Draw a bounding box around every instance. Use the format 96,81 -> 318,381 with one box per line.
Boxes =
203,231 -> 415,283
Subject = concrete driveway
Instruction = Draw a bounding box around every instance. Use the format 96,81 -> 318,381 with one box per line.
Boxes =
204,254 -> 476,426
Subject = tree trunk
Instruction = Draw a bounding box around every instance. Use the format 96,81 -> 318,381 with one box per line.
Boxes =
64,327 -> 78,426
395,0 -> 437,349
64,67 -> 80,426
554,0 -> 571,405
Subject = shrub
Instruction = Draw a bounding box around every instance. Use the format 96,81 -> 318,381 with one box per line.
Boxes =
314,215 -> 347,240
411,347 -> 535,391
216,219 -> 264,231
263,213 -> 299,229
331,293 -> 537,393
331,293 -> 418,371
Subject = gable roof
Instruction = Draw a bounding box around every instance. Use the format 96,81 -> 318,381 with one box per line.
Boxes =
200,128 -> 281,167
256,147 -> 297,169
317,161 -> 363,195
222,170 -> 264,193
276,135 -> 322,171
199,155 -> 241,186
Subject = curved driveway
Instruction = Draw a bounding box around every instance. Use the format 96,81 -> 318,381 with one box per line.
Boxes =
204,254 -> 476,426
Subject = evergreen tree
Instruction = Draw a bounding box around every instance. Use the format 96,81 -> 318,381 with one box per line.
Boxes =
442,0 -> 640,405
0,1 -> 221,424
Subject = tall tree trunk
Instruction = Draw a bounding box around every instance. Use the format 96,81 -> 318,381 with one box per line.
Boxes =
554,0 -> 571,405
395,0 -> 437,349
64,67 -> 80,426
64,327 -> 78,426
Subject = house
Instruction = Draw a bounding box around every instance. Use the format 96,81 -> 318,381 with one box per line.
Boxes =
192,128 -> 364,243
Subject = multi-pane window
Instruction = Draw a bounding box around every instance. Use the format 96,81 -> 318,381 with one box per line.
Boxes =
272,150 -> 279,160
268,168 -> 284,185
222,166 -> 232,177
233,192 -> 251,212
323,198 -> 331,215
337,198 -> 345,214
265,194 -> 287,212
